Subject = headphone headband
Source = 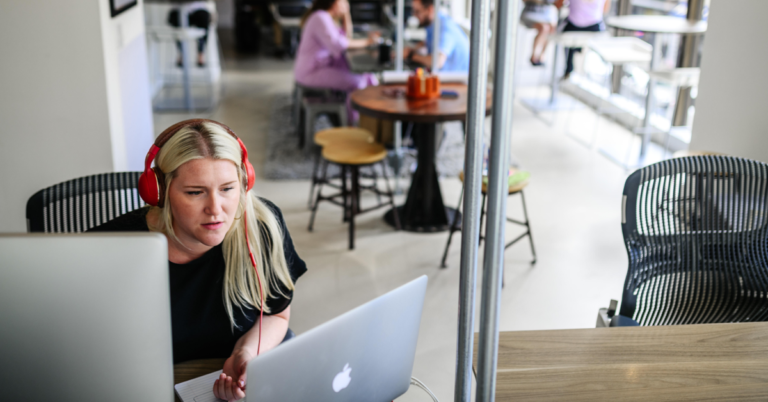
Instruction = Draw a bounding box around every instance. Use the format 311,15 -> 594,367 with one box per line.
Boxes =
138,119 -> 255,207
153,118 -> 240,148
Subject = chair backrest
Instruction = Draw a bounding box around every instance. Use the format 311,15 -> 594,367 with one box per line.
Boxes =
26,172 -> 144,233
620,156 -> 768,325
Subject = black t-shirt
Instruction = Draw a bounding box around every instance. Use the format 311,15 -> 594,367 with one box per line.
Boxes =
89,198 -> 307,363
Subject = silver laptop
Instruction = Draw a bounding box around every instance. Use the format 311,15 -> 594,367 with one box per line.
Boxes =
0,233 -> 174,401
247,275 -> 428,402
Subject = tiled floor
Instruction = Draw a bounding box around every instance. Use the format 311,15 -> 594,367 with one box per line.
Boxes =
154,35 -> 636,401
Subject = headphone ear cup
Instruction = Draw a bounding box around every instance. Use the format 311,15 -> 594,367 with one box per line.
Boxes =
244,160 -> 255,191
138,168 -> 160,207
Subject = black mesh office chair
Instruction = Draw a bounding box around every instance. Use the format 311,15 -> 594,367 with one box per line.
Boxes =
26,172 -> 144,233
598,156 -> 768,327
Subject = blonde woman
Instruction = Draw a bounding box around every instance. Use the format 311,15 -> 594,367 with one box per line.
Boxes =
90,119 -> 306,401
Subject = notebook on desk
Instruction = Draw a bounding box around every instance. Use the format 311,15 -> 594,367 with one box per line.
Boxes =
175,370 -> 230,402
175,276 -> 427,402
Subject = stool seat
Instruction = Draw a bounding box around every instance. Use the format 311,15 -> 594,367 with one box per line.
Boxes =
322,141 -> 387,166
588,37 -> 652,65
314,127 -> 374,147
649,68 -> 701,87
551,31 -> 609,48
459,169 -> 530,194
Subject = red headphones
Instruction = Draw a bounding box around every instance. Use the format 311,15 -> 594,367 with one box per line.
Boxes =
138,118 -> 256,207
138,119 -> 266,358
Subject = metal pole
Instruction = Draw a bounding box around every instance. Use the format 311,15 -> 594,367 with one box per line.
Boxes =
180,4 -> 193,110
672,0 -> 705,127
396,0 -> 404,72
610,0 -> 632,94
394,0 -> 405,194
431,0 -> 443,148
476,0 -> 519,400
454,0 -> 492,399
432,0 -> 442,73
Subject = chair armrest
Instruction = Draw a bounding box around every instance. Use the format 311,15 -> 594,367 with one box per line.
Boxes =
596,308 -> 611,327
595,299 -> 619,328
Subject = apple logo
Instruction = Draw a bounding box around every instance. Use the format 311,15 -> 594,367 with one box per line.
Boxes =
332,363 -> 352,393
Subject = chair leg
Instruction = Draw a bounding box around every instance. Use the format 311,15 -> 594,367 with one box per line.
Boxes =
308,159 -> 331,231
304,107 -> 316,150
341,165 -> 349,222
440,185 -> 465,268
294,86 -> 303,137
380,160 -> 401,230
371,165 -> 382,204
339,105 -> 348,127
349,165 -> 359,250
519,190 -> 537,265
308,150 -> 322,209
479,193 -> 487,246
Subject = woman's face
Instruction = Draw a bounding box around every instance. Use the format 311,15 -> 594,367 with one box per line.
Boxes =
167,157 -> 241,252
329,0 -> 348,18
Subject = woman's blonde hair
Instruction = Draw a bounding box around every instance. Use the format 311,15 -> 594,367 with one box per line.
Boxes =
150,121 -> 294,330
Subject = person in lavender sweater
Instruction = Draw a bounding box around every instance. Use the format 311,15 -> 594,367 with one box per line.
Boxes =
555,0 -> 611,79
295,0 -> 380,123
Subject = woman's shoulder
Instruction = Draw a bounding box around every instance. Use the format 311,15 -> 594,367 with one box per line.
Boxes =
87,207 -> 151,232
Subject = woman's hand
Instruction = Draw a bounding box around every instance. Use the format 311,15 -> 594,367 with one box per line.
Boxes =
213,372 -> 245,402
213,348 -> 254,401
367,31 -> 382,46
337,0 -> 350,16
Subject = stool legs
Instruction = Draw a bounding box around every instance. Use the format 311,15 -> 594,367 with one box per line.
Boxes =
308,150 -> 322,209
504,190 -> 537,264
309,159 -> 399,250
522,191 -> 537,264
294,85 -> 304,137
349,166 -> 360,250
341,165 -> 348,222
440,187 -> 536,267
479,193 -> 487,246
380,160 -> 401,230
440,187 -> 464,268
304,108 -> 316,150
308,160 -> 331,232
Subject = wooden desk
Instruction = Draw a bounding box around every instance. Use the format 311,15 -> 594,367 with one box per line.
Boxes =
474,323 -> 768,401
173,358 -> 225,402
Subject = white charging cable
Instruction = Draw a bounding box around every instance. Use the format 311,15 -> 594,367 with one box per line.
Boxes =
409,377 -> 439,402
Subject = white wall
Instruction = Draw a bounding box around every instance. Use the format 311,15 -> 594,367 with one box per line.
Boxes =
0,0 -> 153,232
689,0 -> 768,162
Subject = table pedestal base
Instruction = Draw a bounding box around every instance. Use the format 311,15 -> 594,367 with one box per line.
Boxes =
385,206 -> 461,233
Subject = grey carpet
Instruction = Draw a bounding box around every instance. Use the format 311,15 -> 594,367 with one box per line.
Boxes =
263,94 -> 466,180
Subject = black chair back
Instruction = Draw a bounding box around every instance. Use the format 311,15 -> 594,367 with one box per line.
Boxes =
620,156 -> 768,325
26,172 -> 144,233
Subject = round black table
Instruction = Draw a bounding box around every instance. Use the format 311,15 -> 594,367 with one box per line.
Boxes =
351,83 -> 492,232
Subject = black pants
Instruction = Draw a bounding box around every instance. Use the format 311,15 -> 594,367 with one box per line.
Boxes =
168,9 -> 211,54
562,19 -> 604,77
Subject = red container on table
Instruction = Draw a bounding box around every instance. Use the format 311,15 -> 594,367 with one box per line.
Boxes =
406,71 -> 440,100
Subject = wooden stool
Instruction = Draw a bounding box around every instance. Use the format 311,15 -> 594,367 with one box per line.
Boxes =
294,83 -> 348,148
308,127 -> 375,208
440,169 -> 537,268
308,140 -> 401,250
